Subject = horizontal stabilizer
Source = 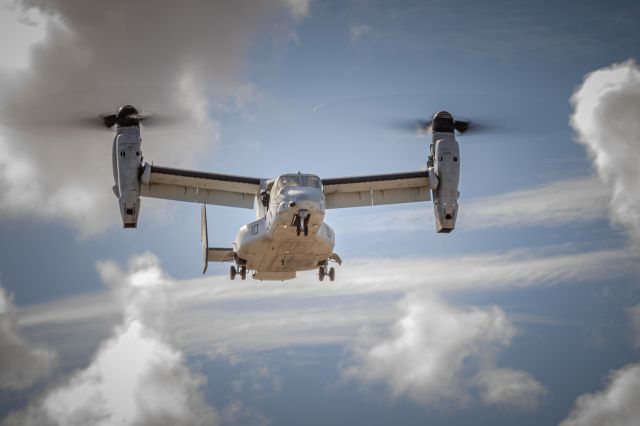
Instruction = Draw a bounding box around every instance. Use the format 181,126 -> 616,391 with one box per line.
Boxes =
207,248 -> 235,262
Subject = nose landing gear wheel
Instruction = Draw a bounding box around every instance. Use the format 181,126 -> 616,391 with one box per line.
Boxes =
230,266 -> 237,280
318,267 -> 325,281
240,265 -> 247,280
328,267 -> 335,282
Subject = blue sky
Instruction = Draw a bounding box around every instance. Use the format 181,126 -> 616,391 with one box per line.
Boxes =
1,1 -> 640,425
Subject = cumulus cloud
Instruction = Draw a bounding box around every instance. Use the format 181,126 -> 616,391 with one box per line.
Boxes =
0,0 -> 305,236
0,285 -> 55,390
557,59 -> 640,426
4,253 -> 217,426
560,364 -> 640,426
342,293 -> 545,408
571,60 -> 640,246
559,290 -> 640,426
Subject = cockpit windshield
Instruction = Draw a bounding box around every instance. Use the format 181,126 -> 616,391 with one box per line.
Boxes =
276,174 -> 322,191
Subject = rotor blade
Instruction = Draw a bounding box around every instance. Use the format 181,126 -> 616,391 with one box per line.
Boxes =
454,120 -> 470,133
100,113 -> 117,128
387,119 -> 432,135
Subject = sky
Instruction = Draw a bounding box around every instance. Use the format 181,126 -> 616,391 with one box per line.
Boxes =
0,0 -> 640,425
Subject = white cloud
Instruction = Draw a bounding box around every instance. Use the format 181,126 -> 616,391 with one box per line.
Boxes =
342,293 -> 545,408
335,176 -> 608,234
0,1 -> 47,70
560,364 -> 640,426
16,247 -> 638,356
0,285 -> 55,390
629,303 -> 640,349
0,1 -> 303,236
462,176 -> 608,230
571,60 -> 640,247
557,60 -> 640,426
8,246 -> 635,413
350,24 -> 373,44
475,368 -> 545,410
4,253 -> 217,426
280,0 -> 312,19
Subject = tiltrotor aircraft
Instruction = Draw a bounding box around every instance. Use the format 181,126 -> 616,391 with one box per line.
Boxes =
109,105 -> 464,281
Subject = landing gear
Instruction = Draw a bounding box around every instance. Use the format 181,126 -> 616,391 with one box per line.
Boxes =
231,263 -> 247,281
318,263 -> 336,282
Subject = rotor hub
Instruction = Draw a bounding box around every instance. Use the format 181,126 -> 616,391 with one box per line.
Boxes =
116,105 -> 140,127
432,110 -> 455,133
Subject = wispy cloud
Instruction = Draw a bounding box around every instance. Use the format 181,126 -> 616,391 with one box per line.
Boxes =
0,285 -> 55,390
334,176 -> 608,234
17,246 -> 638,356
629,304 -> 640,350
350,24 -> 373,44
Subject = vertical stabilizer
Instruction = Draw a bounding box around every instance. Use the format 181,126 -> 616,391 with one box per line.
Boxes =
201,204 -> 209,274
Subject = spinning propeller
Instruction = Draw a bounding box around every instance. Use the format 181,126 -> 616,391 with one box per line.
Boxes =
403,111 -> 488,136
99,105 -> 159,128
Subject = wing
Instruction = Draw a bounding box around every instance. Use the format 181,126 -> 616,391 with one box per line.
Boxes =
322,170 -> 431,209
140,165 -> 262,209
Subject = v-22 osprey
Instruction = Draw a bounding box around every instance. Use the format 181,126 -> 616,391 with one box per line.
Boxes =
109,106 -> 462,281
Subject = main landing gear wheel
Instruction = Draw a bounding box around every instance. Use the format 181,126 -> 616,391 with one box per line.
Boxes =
318,264 -> 335,282
230,266 -> 237,280
240,265 -> 247,280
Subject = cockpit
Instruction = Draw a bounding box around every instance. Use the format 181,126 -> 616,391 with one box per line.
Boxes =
274,174 -> 322,192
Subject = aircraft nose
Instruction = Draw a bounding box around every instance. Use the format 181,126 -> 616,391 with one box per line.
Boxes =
287,190 -> 322,211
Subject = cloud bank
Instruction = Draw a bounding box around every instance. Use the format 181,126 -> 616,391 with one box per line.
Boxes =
571,60 -> 640,246
0,0 -> 306,236
555,60 -> 640,426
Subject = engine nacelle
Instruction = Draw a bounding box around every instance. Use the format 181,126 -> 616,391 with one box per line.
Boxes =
111,126 -> 142,228
431,135 -> 460,233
